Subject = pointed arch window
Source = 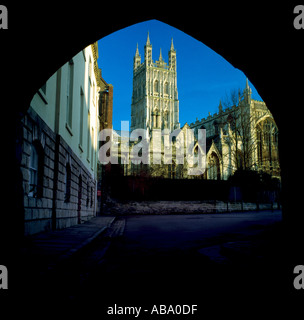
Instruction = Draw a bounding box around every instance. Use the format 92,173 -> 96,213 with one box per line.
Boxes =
208,152 -> 220,180
154,80 -> 159,93
153,106 -> 160,128
256,118 -> 279,170
164,82 -> 169,95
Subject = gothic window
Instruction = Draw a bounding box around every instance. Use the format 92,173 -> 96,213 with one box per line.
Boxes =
153,107 -> 160,128
194,146 -> 199,155
164,108 -> 169,128
256,124 -> 263,166
264,121 -> 271,146
256,118 -> 279,170
164,82 -> 169,95
154,80 -> 159,93
272,126 -> 279,146
208,152 -> 220,180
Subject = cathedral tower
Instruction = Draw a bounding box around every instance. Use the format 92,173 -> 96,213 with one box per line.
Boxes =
131,33 -> 180,134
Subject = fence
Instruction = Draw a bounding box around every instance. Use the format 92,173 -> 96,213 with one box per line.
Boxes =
108,175 -> 280,206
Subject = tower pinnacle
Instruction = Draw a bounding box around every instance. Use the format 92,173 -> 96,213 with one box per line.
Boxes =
244,78 -> 252,104
159,48 -> 163,61
144,31 -> 152,65
131,35 -> 179,132
146,31 -> 151,46
168,37 -> 176,70
134,43 -> 141,70
170,38 -> 175,51
135,43 -> 140,56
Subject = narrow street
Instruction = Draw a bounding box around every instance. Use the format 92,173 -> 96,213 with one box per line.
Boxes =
17,210 -> 289,318
92,211 -> 284,304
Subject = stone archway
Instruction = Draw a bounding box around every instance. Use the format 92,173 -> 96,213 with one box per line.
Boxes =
13,8 -> 294,238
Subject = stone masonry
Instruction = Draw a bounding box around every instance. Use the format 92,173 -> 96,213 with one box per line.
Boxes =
21,107 -> 96,235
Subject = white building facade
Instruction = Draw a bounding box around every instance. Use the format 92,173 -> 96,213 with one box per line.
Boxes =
21,43 -> 101,235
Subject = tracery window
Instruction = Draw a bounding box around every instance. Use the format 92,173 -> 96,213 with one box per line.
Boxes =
164,82 -> 169,95
256,118 -> 279,170
208,152 -> 220,180
154,80 -> 159,93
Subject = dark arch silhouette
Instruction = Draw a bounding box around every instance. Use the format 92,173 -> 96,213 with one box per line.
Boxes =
8,4 -> 304,272
14,3 -> 291,124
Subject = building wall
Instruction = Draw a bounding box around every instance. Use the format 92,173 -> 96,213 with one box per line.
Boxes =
31,46 -> 100,176
189,83 -> 280,180
99,81 -> 113,131
21,43 -> 101,235
21,107 -> 56,235
97,77 -> 114,213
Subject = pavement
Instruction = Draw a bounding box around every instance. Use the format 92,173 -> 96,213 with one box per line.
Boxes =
19,215 -> 116,276
13,210 -> 290,317
18,209 -> 282,276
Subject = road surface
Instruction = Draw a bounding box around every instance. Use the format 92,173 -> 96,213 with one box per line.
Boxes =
20,210 -> 290,318
74,211 -> 285,317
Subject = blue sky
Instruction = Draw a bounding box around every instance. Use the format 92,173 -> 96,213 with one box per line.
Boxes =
97,20 -> 262,130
